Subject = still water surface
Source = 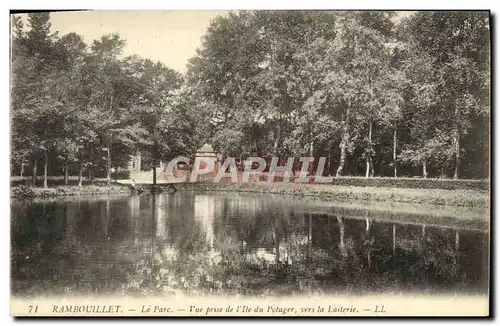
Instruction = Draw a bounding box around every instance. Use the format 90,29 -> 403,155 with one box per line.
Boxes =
11,192 -> 489,297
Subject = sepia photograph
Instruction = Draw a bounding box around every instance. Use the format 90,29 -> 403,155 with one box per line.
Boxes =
9,9 -> 491,317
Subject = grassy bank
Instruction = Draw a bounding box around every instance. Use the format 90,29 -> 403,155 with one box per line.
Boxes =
176,182 -> 489,207
11,180 -> 489,208
10,183 -> 177,199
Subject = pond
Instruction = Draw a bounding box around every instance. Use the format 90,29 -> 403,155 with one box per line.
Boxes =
11,192 -> 489,298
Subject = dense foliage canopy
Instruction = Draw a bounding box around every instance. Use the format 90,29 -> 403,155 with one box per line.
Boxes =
10,11 -> 490,186
186,10 -> 490,179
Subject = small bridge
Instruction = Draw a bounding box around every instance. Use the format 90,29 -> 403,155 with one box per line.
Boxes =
116,179 -> 185,193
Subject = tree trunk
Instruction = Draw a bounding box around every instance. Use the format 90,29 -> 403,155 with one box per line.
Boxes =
453,131 -> 460,179
327,143 -> 332,176
153,143 -> 158,186
32,159 -> 37,186
423,159 -> 428,179
78,163 -> 83,188
153,163 -> 157,186
393,128 -> 397,178
452,103 -> 460,179
106,145 -> 111,185
370,156 -> 374,177
273,123 -> 281,154
20,162 -> 24,179
337,138 -> 347,177
365,122 -> 373,178
64,165 -> 69,185
88,167 -> 93,182
336,108 -> 350,177
43,149 -> 48,188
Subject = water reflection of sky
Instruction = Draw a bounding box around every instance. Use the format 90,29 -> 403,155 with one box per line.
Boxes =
11,192 -> 489,298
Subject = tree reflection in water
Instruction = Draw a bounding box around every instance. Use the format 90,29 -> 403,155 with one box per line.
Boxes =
11,192 -> 489,298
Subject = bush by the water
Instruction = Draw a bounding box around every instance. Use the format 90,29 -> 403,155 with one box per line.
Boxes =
11,184 -> 133,198
12,185 -> 35,198
10,183 -> 178,199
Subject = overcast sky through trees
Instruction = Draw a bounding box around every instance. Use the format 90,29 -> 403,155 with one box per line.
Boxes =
15,10 -> 413,73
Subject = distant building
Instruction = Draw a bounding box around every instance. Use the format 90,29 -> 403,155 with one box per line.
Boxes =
194,143 -> 219,173
128,150 -> 142,174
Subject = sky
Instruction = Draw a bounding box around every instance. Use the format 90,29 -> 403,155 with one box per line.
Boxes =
49,10 -> 229,73
17,10 -> 413,74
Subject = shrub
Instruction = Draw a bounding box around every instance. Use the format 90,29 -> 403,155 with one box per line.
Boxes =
11,185 -> 35,198
112,169 -> 130,180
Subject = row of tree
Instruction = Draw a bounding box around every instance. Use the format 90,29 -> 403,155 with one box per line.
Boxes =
10,11 -> 490,186
11,13 -> 205,187
186,11 -> 490,179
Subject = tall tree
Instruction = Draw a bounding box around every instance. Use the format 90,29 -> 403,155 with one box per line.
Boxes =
11,12 -> 72,187
402,12 -> 490,179
84,34 -> 147,184
128,58 -> 187,185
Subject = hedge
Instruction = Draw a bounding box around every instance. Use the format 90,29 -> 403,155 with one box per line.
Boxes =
329,176 -> 489,191
257,175 -> 489,191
